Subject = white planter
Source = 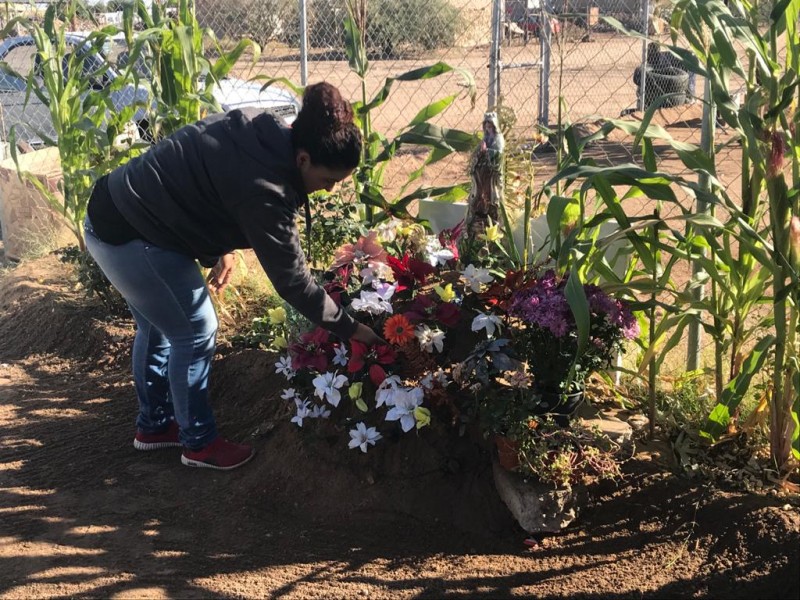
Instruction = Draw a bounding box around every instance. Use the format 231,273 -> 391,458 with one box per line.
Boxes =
417,199 -> 468,234
513,216 -> 632,281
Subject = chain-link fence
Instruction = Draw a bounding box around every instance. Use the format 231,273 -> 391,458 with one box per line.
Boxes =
0,0 -> 744,380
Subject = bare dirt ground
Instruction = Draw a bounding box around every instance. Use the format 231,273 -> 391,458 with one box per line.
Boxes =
1,253 -> 798,599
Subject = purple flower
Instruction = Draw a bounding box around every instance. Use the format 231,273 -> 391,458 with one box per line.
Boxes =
509,271 -> 639,340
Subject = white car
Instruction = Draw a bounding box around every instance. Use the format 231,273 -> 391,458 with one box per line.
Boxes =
0,34 -> 300,149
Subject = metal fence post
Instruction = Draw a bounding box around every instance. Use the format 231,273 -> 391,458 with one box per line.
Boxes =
686,79 -> 716,371
299,0 -> 309,86
488,0 -> 502,110
638,0 -> 650,112
537,4 -> 551,125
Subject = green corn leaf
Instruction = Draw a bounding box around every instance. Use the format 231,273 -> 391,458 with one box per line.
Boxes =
256,76 -> 304,98
408,94 -> 459,127
565,266 -> 590,358
343,14 -> 368,78
211,38 -> 259,81
701,335 -> 776,441
642,138 -> 657,173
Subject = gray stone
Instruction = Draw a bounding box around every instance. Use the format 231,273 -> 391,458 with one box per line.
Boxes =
492,459 -> 586,534
582,414 -> 635,447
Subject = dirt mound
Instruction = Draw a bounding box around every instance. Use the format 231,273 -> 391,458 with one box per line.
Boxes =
1,255 -> 798,598
0,254 -> 131,366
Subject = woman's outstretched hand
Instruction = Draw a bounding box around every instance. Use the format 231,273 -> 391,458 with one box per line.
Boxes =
207,252 -> 236,294
350,322 -> 385,346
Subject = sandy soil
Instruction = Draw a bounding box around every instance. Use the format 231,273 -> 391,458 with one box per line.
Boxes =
0,255 -> 798,599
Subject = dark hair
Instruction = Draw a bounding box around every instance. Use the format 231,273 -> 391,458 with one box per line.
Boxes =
291,82 -> 362,170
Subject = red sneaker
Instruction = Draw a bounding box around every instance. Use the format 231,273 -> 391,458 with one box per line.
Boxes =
181,437 -> 255,471
133,421 -> 181,451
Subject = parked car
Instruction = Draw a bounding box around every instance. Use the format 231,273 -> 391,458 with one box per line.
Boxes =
0,34 -> 300,150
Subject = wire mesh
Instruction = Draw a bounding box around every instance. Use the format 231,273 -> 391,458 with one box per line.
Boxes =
0,0 -> 758,384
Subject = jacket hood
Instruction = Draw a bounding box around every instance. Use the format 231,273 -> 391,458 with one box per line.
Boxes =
225,108 -> 307,208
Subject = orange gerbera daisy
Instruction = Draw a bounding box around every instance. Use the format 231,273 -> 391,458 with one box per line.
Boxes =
383,314 -> 415,345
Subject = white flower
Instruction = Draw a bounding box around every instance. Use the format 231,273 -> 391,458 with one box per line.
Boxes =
375,375 -> 403,408
275,355 -> 295,380
281,388 -> 298,401
415,324 -> 446,353
385,387 -> 425,432
351,289 -> 394,315
376,219 -> 402,243
312,371 -> 349,407
374,282 -> 396,301
421,368 -> 449,390
291,400 -> 311,427
361,262 -> 394,287
310,404 -> 331,419
425,237 -> 455,267
333,345 -> 349,367
460,264 -> 493,293
471,311 -> 503,337
348,422 -> 383,453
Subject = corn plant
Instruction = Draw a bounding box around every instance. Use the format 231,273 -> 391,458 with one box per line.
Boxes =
121,0 -> 258,140
552,0 -> 799,471
0,1 -> 144,250
342,0 -> 478,225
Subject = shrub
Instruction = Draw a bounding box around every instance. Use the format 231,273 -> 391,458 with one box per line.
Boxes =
300,188 -> 365,271
57,246 -> 128,316
309,0 -> 463,54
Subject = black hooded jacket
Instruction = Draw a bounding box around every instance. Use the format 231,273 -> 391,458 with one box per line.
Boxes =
89,108 -> 356,339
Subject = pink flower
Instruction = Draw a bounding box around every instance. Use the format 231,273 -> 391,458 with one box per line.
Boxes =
331,231 -> 388,269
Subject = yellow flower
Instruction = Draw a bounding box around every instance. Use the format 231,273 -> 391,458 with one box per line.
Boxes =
480,223 -> 503,243
349,382 -> 363,400
434,283 -> 456,302
414,407 -> 431,429
272,336 -> 288,350
268,307 -> 287,325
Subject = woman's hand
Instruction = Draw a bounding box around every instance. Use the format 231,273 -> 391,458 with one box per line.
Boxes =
207,252 -> 236,294
350,322 -> 386,346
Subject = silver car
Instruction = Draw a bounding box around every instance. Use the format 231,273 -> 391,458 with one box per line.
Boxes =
0,33 -> 300,149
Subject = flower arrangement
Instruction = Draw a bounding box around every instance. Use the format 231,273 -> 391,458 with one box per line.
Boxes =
508,270 -> 639,395
270,221 -> 639,455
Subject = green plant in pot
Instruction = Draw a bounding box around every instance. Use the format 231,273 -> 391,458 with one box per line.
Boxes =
507,269 -> 639,418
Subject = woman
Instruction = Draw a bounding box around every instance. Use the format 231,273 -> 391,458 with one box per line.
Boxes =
85,82 -> 382,471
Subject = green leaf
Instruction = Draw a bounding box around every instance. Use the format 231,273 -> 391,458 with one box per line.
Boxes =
565,267 -> 590,358
408,94 -> 459,127
701,335 -> 775,441
343,14 -> 368,78
355,398 -> 368,412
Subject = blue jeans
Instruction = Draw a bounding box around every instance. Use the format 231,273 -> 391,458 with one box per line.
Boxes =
84,217 -> 218,450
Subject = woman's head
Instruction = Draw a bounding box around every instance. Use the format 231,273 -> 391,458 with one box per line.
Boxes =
291,82 -> 362,193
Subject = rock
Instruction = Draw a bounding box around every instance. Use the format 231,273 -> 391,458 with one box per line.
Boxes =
582,414 -> 634,447
492,459 -> 586,534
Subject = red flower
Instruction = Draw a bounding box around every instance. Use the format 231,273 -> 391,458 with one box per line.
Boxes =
386,254 -> 436,292
289,327 -> 333,371
435,302 -> 461,327
404,293 -> 461,328
369,364 -> 387,386
323,280 -> 345,306
439,220 -> 464,262
347,340 -> 397,373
